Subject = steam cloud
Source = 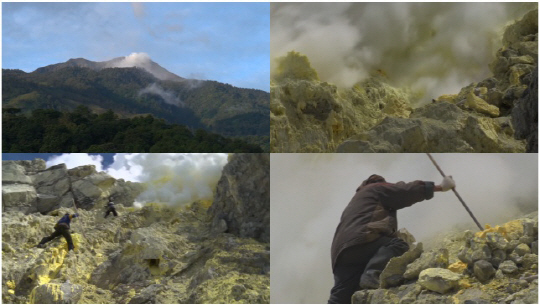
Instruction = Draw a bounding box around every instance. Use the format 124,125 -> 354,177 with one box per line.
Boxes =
47,153 -> 229,208
139,83 -> 184,106
271,3 -> 537,103
270,153 -> 538,303
109,52 -> 153,70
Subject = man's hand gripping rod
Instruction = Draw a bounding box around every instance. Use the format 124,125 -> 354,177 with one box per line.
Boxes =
426,153 -> 483,231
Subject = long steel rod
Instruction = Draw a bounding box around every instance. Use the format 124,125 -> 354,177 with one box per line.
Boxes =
426,153 -> 483,231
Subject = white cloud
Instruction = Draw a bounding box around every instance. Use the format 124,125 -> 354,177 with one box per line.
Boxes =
48,153 -> 229,208
46,153 -> 104,171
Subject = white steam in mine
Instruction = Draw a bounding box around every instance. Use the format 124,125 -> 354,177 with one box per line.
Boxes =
270,153 -> 538,303
271,3 -> 537,102
48,153 -> 229,207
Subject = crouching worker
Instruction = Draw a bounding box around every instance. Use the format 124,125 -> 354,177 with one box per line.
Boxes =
37,213 -> 79,251
328,174 -> 455,304
104,197 -> 118,218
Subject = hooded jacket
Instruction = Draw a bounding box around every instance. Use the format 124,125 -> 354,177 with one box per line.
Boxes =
55,213 -> 74,230
330,180 -> 434,271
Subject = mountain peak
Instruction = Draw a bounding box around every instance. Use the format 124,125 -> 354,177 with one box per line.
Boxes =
36,53 -> 184,81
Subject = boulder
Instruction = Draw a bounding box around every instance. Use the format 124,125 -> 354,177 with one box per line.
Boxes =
29,281 -> 83,304
418,268 -> 461,294
499,260 -> 518,274
208,153 -> 270,242
465,91 -> 500,117
2,184 -> 38,214
2,162 -> 33,185
521,254 -> 538,269
513,243 -> 531,256
491,249 -> 507,268
512,69 -> 538,152
531,241 -> 538,255
403,248 -> 449,280
379,242 -> 423,288
473,260 -> 496,283
485,232 -> 509,250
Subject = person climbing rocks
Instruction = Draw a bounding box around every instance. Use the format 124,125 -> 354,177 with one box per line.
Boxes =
104,197 -> 118,218
37,213 -> 79,251
328,174 -> 456,304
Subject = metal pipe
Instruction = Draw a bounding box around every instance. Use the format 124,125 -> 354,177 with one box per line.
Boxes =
426,153 -> 483,231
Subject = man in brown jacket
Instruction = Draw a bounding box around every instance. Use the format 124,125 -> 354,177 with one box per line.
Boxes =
328,174 -> 455,304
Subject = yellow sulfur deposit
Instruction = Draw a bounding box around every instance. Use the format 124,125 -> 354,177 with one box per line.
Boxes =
475,219 -> 524,239
475,224 -> 507,239
448,261 -> 467,274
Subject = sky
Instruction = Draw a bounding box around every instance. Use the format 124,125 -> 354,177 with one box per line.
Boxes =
270,153 -> 538,303
2,2 -> 270,92
2,153 -> 229,207
271,3 -> 537,104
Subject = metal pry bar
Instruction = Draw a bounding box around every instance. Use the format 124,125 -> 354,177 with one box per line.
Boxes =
426,153 -> 483,231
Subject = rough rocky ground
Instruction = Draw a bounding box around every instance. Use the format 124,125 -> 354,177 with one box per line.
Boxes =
2,154 -> 270,304
270,9 -> 537,153
351,212 -> 538,304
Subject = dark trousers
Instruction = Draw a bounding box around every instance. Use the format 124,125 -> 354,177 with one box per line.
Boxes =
38,225 -> 74,251
105,207 -> 118,218
328,236 -> 409,304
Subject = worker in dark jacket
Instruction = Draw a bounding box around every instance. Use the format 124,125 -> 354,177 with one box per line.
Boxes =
104,197 -> 118,218
37,213 -> 79,251
328,174 -> 455,304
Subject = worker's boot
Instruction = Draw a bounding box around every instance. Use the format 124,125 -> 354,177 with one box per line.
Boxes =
359,238 -> 409,289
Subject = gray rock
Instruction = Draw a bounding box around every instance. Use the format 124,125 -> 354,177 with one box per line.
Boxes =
128,284 -> 162,304
499,260 -> 518,274
380,242 -> 423,288
398,284 -> 423,304
208,153 -> 270,242
508,253 -> 523,265
418,268 -> 461,294
455,287 -> 494,304
491,249 -> 507,268
396,228 -> 416,247
522,220 -> 536,237
531,241 -> 538,255
507,240 -> 520,251
519,235 -> 535,245
370,288 -> 399,304
403,248 -> 449,280
473,260 -> 496,283
510,65 -> 535,124
513,243 -> 531,256
486,232 -> 509,250
521,254 -> 538,269
470,243 -> 492,263
2,162 -> 33,185
458,246 -> 473,264
352,290 -> 372,304
30,281 -> 83,304
2,184 -> 38,214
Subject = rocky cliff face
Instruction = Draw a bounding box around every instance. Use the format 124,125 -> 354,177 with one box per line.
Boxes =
270,9 -> 537,153
2,155 -> 270,304
351,212 -> 538,304
208,153 -> 270,243
2,159 -> 144,214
